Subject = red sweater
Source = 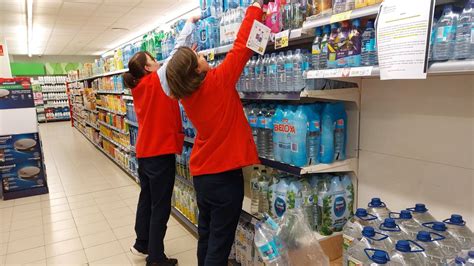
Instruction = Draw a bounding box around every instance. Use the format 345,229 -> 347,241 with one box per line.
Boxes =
132,72 -> 184,158
181,6 -> 262,176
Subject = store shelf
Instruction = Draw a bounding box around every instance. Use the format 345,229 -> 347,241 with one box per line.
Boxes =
176,175 -> 193,188
70,68 -> 129,82
45,117 -> 71,122
75,126 -> 139,183
97,90 -> 124,95
99,133 -> 131,152
97,120 -> 129,134
171,207 -> 198,235
43,91 -> 67,93
240,87 -> 360,106
125,119 -> 138,127
259,157 -> 358,176
122,95 -> 134,101
303,4 -> 381,30
184,137 -> 195,144
85,120 -> 99,130
84,108 -> 99,114
96,106 -> 126,115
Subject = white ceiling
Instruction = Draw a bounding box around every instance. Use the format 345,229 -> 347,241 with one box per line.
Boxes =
0,0 -> 198,56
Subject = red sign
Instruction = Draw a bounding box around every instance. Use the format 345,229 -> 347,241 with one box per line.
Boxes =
0,45 -> 3,56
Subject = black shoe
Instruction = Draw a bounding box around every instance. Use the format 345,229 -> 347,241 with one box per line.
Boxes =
146,258 -> 178,266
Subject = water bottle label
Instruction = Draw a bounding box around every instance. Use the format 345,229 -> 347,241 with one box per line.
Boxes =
274,196 -> 286,217
257,241 -> 278,261
362,38 -> 376,52
291,143 -> 298,152
436,26 -> 455,42
312,44 -> 321,55
471,28 -> 474,44
347,256 -> 363,266
284,63 -> 293,70
343,233 -> 355,251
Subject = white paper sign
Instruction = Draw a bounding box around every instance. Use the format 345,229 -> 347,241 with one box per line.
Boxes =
376,0 -> 435,80
274,30 -> 289,49
246,20 -> 271,55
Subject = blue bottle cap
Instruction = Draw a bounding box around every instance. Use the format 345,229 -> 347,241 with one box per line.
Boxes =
315,27 -> 322,36
432,222 -> 447,232
362,226 -> 375,237
469,251 -> 474,258
414,203 -> 428,213
323,25 -> 331,33
455,257 -> 466,264
355,208 -> 368,217
395,240 -> 411,252
352,18 -> 361,28
416,231 -> 431,242
400,210 -> 412,219
366,20 -> 374,29
383,218 -> 397,228
450,214 -> 464,224
372,250 -> 389,264
370,198 -> 382,207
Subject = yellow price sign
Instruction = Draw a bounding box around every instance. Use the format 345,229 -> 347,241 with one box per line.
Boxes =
330,10 -> 353,23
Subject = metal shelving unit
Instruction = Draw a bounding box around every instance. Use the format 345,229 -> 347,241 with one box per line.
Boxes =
97,90 -> 125,95
97,120 -> 129,134
69,68 -> 129,82
96,106 -> 126,115
99,133 -> 131,152
124,119 -> 138,128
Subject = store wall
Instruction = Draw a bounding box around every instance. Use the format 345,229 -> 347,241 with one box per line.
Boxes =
358,75 -> 474,227
10,55 -> 97,63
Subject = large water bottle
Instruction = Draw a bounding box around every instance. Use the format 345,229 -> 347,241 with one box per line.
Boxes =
312,27 -> 323,70
277,52 -> 288,92
250,166 -> 261,215
281,107 -> 294,164
268,53 -> 279,92
345,226 -> 391,265
343,208 -> 378,253
378,218 -> 411,252
248,57 -> 257,92
315,177 -> 331,230
306,105 -> 321,165
319,25 -> 331,70
293,49 -> 305,92
241,61 -> 250,92
422,221 -> 462,259
258,169 -> 270,215
254,222 -> 282,263
255,56 -> 264,92
300,179 -> 314,229
389,210 -> 424,239
262,54 -> 270,92
361,20 -> 377,66
390,240 -> 426,265
406,203 -> 436,225
367,197 -> 391,221
433,5 -> 458,61
273,106 -> 284,161
416,230 -> 449,265
284,51 -> 294,92
454,0 -> 474,59
443,214 -> 474,250
264,108 -> 275,159
248,106 -> 259,145
291,106 -> 308,167
257,107 -> 267,157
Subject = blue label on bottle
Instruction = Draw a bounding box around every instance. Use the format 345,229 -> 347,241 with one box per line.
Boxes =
275,197 -> 286,217
334,195 -> 346,218
257,241 -> 278,261
436,26 -> 456,42
284,63 -> 293,70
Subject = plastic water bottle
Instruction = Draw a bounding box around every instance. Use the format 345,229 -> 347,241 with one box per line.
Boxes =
300,180 -> 314,229
273,106 -> 284,161
378,218 -> 411,252
311,27 -> 323,70
264,108 -> 274,159
390,210 -> 424,239
345,226 -> 391,265
241,61 -> 249,92
319,25 -> 331,70
254,222 -> 281,263
277,52 -> 288,92
258,169 -> 270,215
284,51 -> 294,92
257,107 -> 267,157
416,230 -> 448,265
306,105 -> 321,165
268,53 -> 279,92
390,240 -> 426,265
361,20 -> 377,66
248,57 -> 256,92
406,203 -> 436,225
454,0 -> 474,59
293,49 -> 305,92
262,54 -> 270,92
255,56 -> 264,92
367,197 -> 391,221
433,5 -> 458,61
343,208 -> 378,252
350,19 -> 362,67
291,106 -> 308,167
422,221 -> 462,259
250,167 -> 261,215
281,107 -> 294,164
248,106 -> 259,145
443,214 -> 474,251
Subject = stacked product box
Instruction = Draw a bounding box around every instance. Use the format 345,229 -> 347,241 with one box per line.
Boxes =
0,78 -> 48,200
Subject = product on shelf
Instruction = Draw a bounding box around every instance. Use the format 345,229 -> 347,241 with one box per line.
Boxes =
98,95 -> 127,114
179,103 -> 195,139
92,76 -> 125,93
172,178 -> 198,224
176,145 -> 192,182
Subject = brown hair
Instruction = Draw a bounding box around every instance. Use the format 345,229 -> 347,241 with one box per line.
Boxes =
122,51 -> 155,88
166,47 -> 205,99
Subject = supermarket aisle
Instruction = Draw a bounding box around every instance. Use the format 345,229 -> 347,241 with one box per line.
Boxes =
0,122 -> 197,265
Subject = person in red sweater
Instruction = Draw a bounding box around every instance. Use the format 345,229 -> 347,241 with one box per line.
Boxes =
162,2 -> 267,265
122,15 -> 199,266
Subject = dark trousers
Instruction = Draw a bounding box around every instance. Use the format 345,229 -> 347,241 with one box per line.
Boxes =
134,154 -> 176,263
193,169 -> 244,266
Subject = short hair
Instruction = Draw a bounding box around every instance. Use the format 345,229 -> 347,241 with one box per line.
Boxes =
166,47 -> 205,99
122,51 -> 155,88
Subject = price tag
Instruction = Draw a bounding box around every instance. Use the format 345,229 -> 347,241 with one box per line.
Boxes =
289,28 -> 302,39
306,70 -> 324,79
349,66 -> 374,77
330,10 -> 352,23
322,68 -> 343,78
246,20 -> 271,55
274,30 -> 290,50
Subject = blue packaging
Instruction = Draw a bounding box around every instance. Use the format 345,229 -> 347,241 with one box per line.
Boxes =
320,103 -> 347,164
291,106 -> 308,167
0,133 -> 42,164
1,160 -> 47,193
0,78 -> 34,110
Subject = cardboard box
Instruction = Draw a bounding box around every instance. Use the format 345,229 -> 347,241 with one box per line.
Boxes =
0,133 -> 42,164
0,78 -> 34,110
320,233 -> 343,262
1,159 -> 47,194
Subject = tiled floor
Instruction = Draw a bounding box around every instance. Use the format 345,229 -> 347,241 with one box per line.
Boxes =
0,122 -> 198,265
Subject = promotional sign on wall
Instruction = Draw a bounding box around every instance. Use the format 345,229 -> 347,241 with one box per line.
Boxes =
0,38 -> 12,78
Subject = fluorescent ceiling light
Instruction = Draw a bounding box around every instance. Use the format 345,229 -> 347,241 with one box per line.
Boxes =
26,0 -> 33,57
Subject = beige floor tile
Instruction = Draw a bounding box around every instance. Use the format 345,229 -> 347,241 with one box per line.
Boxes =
10,217 -> 42,231
94,194 -> 122,205
41,197 -> 69,209
0,223 -> 10,234
84,241 -> 123,262
77,220 -> 111,237
42,203 -> 70,215
7,234 -> 45,254
24,259 -> 47,266
106,214 -> 135,229
97,200 -> 128,212
89,253 -> 131,265
42,210 -> 73,224
174,249 -> 198,266
112,224 -> 135,240
4,247 -> 46,265
71,205 -> 101,218
118,236 -> 135,253
68,199 -> 97,210
80,229 -> 117,249
102,206 -> 133,220
13,196 -> 41,206
73,212 -> 106,226
0,255 -> 4,266
168,217 -> 178,226
66,194 -> 93,203
164,225 -> 190,241
165,235 -> 197,257
45,237 -> 83,258
43,218 -> 76,233
44,227 -> 79,245
46,250 -> 88,265
41,192 -> 66,202
0,243 -> 7,256
126,252 -> 146,266
11,202 -> 42,215
10,208 -> 43,222
9,225 -> 43,242
0,232 -> 9,244
0,201 -> 14,210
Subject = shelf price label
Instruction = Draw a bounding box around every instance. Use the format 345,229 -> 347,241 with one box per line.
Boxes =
330,10 -> 352,23
274,30 -> 290,49
349,66 -> 373,77
306,70 -> 324,79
